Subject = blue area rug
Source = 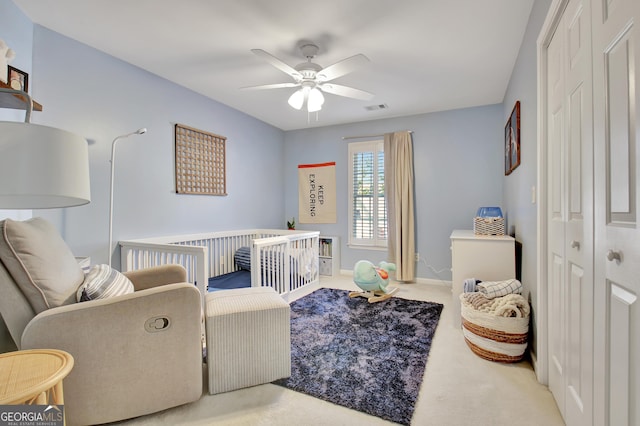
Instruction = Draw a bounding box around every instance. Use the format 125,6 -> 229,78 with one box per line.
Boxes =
274,288 -> 443,425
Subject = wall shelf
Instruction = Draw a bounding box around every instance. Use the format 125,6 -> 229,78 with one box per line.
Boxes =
319,236 -> 340,276
0,81 -> 42,111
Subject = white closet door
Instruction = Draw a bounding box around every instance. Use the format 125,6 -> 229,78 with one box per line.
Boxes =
592,0 -> 640,424
563,1 -> 594,424
546,0 -> 594,424
547,14 -> 567,414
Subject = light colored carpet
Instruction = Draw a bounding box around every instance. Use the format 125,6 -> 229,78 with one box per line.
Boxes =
113,276 -> 564,426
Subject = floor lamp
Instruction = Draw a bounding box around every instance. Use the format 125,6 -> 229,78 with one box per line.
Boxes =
108,128 -> 146,267
0,88 -> 91,210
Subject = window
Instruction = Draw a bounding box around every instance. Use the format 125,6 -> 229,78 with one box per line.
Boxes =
348,140 -> 387,247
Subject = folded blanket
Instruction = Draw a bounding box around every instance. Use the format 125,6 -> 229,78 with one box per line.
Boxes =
460,292 -> 530,318
476,278 -> 522,299
463,292 -> 493,311
493,294 -> 530,318
463,278 -> 480,293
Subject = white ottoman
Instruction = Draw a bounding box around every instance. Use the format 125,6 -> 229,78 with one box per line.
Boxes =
205,287 -> 291,394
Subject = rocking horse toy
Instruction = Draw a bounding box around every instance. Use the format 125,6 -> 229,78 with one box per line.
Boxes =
349,260 -> 398,303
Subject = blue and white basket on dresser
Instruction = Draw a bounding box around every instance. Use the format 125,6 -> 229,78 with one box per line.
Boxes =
473,206 -> 505,235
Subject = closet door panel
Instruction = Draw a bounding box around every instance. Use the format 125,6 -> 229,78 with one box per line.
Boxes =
568,87 -> 583,217
549,253 -> 566,412
607,282 -> 636,426
566,262 -> 591,423
593,0 -> 639,423
606,31 -> 635,224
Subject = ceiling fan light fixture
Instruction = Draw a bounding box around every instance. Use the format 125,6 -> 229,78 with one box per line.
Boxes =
287,89 -> 305,110
247,45 -> 374,118
307,87 -> 324,112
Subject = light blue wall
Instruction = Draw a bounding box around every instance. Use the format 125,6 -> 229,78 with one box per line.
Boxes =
502,0 -> 552,357
21,24 -> 285,267
0,0 -> 34,220
284,105 -> 504,281
0,0 -> 32,124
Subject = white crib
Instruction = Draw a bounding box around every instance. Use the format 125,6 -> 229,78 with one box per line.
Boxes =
119,229 -> 320,303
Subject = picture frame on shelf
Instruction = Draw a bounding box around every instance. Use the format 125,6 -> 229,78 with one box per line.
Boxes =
7,65 -> 28,92
504,100 -> 520,176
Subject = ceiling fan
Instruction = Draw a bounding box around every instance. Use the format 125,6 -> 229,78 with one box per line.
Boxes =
241,42 -> 375,112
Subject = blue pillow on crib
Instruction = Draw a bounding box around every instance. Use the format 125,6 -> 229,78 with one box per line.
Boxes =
234,247 -> 251,270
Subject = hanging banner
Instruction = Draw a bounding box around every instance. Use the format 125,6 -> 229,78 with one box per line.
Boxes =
298,162 -> 336,223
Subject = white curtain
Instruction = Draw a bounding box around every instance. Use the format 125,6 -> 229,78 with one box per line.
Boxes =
384,131 -> 415,282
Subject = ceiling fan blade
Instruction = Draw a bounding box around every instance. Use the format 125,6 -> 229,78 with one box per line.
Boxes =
251,49 -> 301,79
319,83 -> 375,101
317,54 -> 370,82
240,82 -> 300,90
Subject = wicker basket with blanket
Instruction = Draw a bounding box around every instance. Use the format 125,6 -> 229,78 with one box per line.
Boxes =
459,288 -> 530,363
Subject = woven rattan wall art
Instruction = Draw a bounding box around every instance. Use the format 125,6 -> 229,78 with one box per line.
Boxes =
174,123 -> 227,195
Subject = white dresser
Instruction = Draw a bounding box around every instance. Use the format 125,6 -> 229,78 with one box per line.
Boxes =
450,230 -> 515,328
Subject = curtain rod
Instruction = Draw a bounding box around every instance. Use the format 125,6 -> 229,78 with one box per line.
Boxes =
342,130 -> 413,140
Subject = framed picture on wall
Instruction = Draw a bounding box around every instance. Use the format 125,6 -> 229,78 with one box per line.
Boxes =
505,100 -> 520,175
7,66 -> 28,92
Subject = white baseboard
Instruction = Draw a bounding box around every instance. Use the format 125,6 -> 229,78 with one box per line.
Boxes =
530,350 -> 545,384
414,277 -> 452,288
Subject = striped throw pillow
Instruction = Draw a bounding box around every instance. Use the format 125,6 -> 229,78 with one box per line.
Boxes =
77,264 -> 134,302
234,246 -> 252,270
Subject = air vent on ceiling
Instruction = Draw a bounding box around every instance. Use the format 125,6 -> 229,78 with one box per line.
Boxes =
364,103 -> 388,111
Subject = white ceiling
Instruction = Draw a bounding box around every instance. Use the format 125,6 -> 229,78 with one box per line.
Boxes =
13,0 -> 534,131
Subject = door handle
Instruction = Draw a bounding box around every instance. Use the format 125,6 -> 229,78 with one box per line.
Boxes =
570,240 -> 580,250
606,250 -> 622,262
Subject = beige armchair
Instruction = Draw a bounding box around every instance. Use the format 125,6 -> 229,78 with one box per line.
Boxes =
0,218 -> 203,425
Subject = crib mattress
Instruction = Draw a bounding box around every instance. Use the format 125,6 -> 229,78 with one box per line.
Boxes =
208,270 -> 251,292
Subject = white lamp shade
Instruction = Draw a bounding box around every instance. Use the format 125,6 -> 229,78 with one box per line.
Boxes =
307,88 -> 324,112
0,122 -> 91,208
287,89 -> 305,110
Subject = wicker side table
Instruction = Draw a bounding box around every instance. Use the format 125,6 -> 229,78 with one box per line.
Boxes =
0,349 -> 74,405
